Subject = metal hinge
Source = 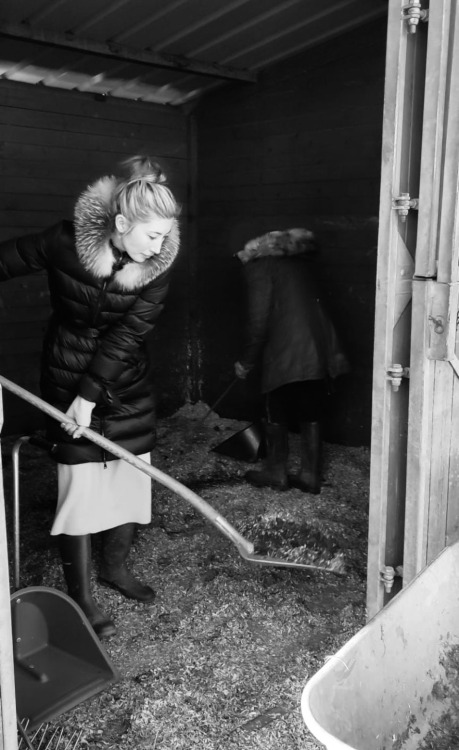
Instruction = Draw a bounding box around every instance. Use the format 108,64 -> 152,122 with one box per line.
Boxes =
387,364 -> 410,392
402,0 -> 429,34
393,193 -> 419,222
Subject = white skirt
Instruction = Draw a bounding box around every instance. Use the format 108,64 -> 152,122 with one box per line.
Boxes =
51,453 -> 152,536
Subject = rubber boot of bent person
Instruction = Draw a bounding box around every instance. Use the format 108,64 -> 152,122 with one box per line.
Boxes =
58,534 -> 116,639
245,421 -> 289,491
98,523 -> 155,602
288,422 -> 321,494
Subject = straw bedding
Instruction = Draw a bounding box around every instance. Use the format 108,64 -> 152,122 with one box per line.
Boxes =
2,403 -> 370,749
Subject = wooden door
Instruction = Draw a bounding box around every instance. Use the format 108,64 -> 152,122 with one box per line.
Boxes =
367,0 -> 428,618
368,0 -> 459,618
404,0 -> 459,583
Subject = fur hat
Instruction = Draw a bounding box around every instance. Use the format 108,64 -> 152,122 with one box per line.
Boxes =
74,176 -> 180,291
236,228 -> 317,264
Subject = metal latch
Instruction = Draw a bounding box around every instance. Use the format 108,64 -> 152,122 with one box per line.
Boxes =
380,565 -> 403,593
402,0 -> 429,34
387,364 -> 410,392
393,193 -> 419,222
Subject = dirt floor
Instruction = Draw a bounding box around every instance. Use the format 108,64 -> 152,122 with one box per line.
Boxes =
1,403 -> 371,750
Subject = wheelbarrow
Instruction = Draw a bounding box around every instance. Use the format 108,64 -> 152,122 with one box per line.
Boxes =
301,541 -> 459,749
11,436 -> 120,730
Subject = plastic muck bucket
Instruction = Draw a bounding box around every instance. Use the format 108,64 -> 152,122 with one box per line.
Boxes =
301,541 -> 459,749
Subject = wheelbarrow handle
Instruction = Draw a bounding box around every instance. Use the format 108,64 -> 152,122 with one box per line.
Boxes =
0,375 -> 254,557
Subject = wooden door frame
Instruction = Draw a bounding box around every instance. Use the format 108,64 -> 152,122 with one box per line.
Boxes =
367,0 -> 428,618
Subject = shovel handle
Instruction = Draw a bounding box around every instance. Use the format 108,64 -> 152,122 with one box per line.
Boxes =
202,377 -> 239,421
0,375 -> 254,556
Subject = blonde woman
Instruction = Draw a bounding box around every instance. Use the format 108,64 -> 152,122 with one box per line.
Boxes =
0,156 -> 181,638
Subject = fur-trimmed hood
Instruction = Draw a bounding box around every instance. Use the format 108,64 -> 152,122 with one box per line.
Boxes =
236,228 -> 317,264
74,176 -> 180,291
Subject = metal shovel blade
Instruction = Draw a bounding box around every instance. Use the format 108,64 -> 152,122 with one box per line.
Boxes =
211,422 -> 266,463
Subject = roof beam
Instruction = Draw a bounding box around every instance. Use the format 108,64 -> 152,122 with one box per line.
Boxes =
0,22 -> 257,82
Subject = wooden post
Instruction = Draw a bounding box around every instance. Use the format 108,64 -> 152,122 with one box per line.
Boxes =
0,383 -> 18,749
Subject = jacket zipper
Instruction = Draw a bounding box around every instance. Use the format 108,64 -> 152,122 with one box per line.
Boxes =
92,269 -> 118,466
92,279 -> 109,327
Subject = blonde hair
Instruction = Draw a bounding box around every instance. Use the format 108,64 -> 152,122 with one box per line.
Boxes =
113,155 -> 181,225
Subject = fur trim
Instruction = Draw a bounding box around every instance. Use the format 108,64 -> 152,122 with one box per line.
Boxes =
236,228 -> 316,264
74,176 -> 180,291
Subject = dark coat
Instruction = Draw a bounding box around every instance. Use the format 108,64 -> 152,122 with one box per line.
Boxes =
0,177 -> 180,464
239,238 -> 348,394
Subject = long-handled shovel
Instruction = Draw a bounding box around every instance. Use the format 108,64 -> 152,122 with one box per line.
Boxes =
0,375 -> 343,573
203,377 -> 266,463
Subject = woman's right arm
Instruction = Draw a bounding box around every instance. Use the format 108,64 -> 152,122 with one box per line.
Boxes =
0,224 -> 58,280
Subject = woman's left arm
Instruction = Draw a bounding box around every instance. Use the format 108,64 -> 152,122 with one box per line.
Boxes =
77,274 -> 170,405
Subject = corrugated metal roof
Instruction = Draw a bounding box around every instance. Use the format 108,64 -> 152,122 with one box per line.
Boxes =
0,0 -> 388,106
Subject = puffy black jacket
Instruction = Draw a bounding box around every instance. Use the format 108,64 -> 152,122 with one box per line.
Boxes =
0,177 -> 180,463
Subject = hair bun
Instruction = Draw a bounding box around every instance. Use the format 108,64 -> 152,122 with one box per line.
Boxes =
119,155 -> 167,185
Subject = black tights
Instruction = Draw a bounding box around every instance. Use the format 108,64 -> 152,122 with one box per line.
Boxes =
265,380 -> 328,425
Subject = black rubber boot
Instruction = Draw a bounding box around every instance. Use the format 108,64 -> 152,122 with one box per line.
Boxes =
98,523 -> 155,602
58,534 -> 116,639
288,422 -> 321,494
245,421 -> 289,490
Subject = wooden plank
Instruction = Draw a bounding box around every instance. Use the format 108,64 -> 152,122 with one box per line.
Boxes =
0,79 -> 188,128
414,0 -> 451,278
0,159 -> 188,191
0,104 -> 187,145
0,177 -> 188,202
0,194 -> 74,212
0,210 -> 68,227
0,384 -> 19,750
446,371 -> 459,544
426,360 -> 454,560
0,320 -> 47,341
0,338 -> 45,355
0,306 -> 50,322
198,34 -> 385,124
198,124 -> 382,163
436,3 -> 459,283
199,105 -> 383,139
0,22 -> 257,82
403,279 -> 435,584
199,190 -> 381,216
0,124 -> 187,159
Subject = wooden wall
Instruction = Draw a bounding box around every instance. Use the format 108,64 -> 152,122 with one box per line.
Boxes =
194,19 -> 387,446
0,79 -> 190,434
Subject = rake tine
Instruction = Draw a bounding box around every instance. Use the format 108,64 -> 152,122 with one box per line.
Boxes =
63,729 -> 83,750
30,724 -> 46,748
17,720 -> 83,750
43,726 -> 63,750
16,719 -> 35,750
34,724 -> 56,750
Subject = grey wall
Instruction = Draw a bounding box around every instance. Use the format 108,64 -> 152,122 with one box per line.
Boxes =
194,19 -> 387,445
0,18 -> 387,445
0,80 -> 190,433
